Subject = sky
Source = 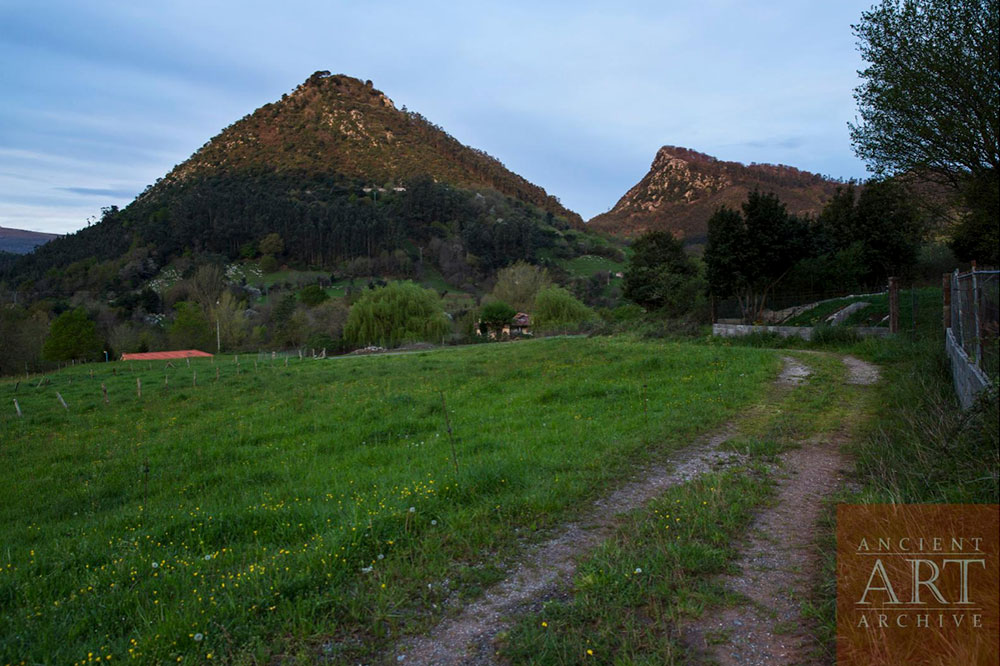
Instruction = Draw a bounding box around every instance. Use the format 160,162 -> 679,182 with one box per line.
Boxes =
0,1 -> 875,235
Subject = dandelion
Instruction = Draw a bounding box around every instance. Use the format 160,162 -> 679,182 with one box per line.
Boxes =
408,507 -> 415,513
377,554 -> 384,560
430,519 -> 437,526
204,554 -> 212,561
634,567 -> 642,574
151,562 -> 159,569
541,621 -> 548,627
587,649 -> 594,656
193,633 -> 204,642
361,566 -> 373,574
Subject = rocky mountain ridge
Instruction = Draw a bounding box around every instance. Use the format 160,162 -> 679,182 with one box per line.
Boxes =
588,146 -> 841,243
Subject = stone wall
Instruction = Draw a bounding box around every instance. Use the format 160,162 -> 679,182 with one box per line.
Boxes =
711,323 -> 892,341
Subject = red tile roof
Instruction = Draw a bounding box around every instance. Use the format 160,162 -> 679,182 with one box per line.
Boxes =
121,350 -> 214,361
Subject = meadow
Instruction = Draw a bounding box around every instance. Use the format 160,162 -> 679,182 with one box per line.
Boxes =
0,337 -> 778,664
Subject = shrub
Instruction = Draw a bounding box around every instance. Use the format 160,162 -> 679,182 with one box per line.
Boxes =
344,281 -> 449,347
533,286 -> 595,331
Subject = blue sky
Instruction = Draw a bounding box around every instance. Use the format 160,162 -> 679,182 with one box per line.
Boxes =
0,1 -> 874,234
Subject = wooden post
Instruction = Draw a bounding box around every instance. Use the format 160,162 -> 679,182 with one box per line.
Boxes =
888,277 -> 899,334
164,374 -> 169,389
193,371 -> 197,387
13,399 -> 22,418
440,392 -> 459,476
137,377 -> 142,398
101,383 -> 109,404
56,392 -> 68,411
942,273 -> 951,330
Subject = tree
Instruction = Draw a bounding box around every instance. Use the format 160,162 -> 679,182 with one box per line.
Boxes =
479,300 -> 516,337
42,308 -> 102,362
298,284 -> 330,307
852,179 -> 925,280
344,281 -> 449,347
850,0 -> 999,257
490,261 -> 551,312
532,286 -> 595,331
259,233 -> 285,256
851,0 -> 998,183
168,301 -> 213,350
704,191 -> 810,322
210,291 -> 248,350
623,231 -> 703,315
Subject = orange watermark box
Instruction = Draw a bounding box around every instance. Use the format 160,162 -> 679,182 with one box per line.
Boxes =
837,504 -> 999,665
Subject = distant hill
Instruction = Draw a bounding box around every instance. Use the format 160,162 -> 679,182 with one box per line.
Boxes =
588,146 -> 841,244
149,71 -> 580,226
3,72 -> 606,295
0,226 -> 59,254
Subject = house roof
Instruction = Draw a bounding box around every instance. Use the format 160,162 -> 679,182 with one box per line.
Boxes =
121,350 -> 214,361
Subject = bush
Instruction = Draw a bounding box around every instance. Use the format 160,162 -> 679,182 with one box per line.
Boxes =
533,286 -> 595,331
298,284 -> 329,307
344,281 -> 449,347
42,308 -> 103,362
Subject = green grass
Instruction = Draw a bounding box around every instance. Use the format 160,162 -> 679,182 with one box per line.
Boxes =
558,254 -> 624,279
501,351 -> 865,664
780,287 -> 939,330
0,337 -> 778,664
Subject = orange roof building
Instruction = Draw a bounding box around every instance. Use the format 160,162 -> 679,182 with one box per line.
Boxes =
121,350 -> 214,361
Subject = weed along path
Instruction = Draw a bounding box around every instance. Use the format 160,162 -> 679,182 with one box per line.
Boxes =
392,354 -> 878,665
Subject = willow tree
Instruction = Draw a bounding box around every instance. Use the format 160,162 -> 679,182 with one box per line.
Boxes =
344,281 -> 449,347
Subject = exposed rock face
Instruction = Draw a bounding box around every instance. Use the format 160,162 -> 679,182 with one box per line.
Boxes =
156,71 -> 581,226
589,146 -> 841,244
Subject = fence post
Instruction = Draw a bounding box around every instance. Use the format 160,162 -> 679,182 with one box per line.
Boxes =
888,277 -> 899,334
954,269 -> 963,349
971,266 -> 982,367
942,273 -> 951,330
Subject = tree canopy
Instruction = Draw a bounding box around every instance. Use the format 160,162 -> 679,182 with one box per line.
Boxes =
704,191 -> 810,321
850,0 -> 999,263
343,281 -> 449,347
850,0 -> 999,183
479,300 -> 516,337
532,286 -> 595,331
622,231 -> 702,315
42,308 -> 102,362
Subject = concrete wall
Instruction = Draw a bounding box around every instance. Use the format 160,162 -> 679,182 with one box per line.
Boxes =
945,327 -> 994,410
712,323 -> 892,341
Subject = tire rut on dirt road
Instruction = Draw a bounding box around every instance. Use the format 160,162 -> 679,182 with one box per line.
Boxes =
389,355 -> 834,666
682,354 -> 879,666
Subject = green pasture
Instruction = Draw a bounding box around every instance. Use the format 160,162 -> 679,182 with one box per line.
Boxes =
0,337 -> 777,664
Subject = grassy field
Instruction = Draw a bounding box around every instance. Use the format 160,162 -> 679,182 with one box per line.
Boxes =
502,352 -> 866,664
0,337 -> 778,664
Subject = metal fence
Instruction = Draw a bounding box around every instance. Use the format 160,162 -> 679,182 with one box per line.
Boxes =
950,268 -> 999,380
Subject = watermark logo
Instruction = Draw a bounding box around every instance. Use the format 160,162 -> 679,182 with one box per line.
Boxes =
837,504 -> 999,665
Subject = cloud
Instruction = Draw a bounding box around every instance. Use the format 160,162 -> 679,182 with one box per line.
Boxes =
57,187 -> 138,198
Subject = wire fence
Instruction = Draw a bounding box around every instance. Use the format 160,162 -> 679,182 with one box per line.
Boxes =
950,268 -> 999,380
